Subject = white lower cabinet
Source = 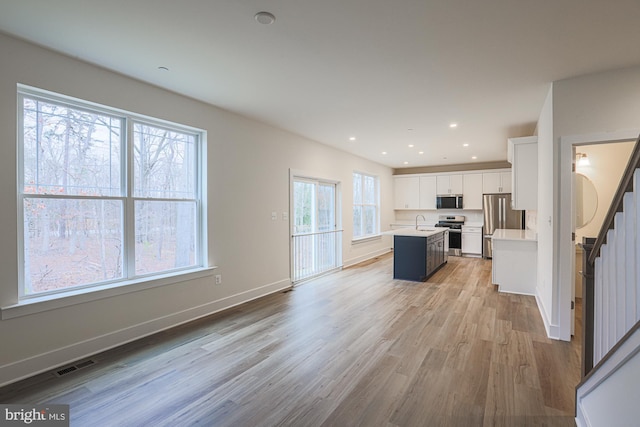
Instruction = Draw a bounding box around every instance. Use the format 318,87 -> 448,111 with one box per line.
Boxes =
491,230 -> 537,295
462,226 -> 482,256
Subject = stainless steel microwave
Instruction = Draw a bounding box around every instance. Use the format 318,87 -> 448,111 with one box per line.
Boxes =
436,195 -> 463,209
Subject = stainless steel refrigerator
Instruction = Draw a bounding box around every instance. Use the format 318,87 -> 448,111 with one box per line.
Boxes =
482,193 -> 525,259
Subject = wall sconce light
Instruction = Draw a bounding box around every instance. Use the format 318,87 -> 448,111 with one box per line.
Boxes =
577,153 -> 591,167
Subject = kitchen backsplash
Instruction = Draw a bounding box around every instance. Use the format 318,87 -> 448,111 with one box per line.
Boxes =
394,209 -> 537,229
393,210 -> 484,226
526,210 -> 537,232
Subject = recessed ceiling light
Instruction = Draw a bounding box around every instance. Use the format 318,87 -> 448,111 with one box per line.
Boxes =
472,156 -> 478,160
255,11 -> 276,25
418,151 -> 424,155
403,161 -> 409,165
158,66 -> 169,71
408,144 -> 414,148
349,136 -> 356,141
381,151 -> 387,155
450,123 -> 458,128
463,143 -> 469,147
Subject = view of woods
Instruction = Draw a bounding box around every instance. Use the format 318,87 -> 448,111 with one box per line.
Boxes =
21,96 -> 198,296
292,179 -> 338,281
353,172 -> 377,238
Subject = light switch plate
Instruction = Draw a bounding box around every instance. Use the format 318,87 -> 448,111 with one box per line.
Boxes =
271,211 -> 277,220
282,212 -> 288,220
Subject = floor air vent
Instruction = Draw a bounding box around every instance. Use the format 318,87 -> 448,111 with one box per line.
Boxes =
54,359 -> 96,377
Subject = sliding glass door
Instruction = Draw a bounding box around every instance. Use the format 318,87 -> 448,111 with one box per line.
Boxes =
292,177 -> 341,282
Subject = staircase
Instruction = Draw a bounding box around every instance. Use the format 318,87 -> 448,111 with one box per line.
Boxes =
575,138 -> 640,426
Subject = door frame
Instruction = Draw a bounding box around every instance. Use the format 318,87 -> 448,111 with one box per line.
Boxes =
559,129 -> 639,341
289,169 -> 342,284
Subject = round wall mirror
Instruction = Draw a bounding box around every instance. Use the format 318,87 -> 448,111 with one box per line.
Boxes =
575,173 -> 598,229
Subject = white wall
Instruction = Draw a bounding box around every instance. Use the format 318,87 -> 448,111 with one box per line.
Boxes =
0,33 -> 394,385
575,141 -> 635,242
536,85 -> 557,337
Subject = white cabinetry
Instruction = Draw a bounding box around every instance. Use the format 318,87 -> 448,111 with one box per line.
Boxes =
482,171 -> 511,194
436,174 -> 463,195
491,229 -> 537,295
394,176 -> 420,209
462,226 -> 482,256
419,176 -> 437,209
462,173 -> 483,209
508,136 -> 538,210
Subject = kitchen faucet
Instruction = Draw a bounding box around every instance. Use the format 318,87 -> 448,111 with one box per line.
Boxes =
415,214 -> 426,230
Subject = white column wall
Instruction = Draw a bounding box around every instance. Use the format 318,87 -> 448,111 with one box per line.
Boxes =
535,85 -> 558,337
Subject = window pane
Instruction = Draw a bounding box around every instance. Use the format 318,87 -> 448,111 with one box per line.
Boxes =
23,198 -> 123,295
353,173 -> 362,204
22,98 -> 122,196
364,175 -> 376,205
135,200 -> 197,275
353,206 -> 362,238
134,124 -> 196,199
364,206 -> 376,235
317,183 -> 335,231
293,181 -> 314,234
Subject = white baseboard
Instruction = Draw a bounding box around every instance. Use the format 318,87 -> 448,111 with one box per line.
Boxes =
0,278 -> 291,387
498,289 -> 537,297
535,291 -> 560,340
343,247 -> 392,268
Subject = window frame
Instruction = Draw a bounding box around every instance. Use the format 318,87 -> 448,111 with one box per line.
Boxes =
14,85 -> 210,307
352,171 -> 380,241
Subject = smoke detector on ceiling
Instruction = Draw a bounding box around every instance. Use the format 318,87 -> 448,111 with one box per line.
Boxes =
255,11 -> 276,25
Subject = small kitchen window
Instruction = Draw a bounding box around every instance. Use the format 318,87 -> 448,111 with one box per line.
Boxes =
353,171 -> 379,240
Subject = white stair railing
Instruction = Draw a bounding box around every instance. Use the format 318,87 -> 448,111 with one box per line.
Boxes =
592,170 -> 640,365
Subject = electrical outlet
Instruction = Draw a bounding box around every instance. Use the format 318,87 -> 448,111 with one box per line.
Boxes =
215,274 -> 222,285
271,211 -> 278,221
282,211 -> 288,221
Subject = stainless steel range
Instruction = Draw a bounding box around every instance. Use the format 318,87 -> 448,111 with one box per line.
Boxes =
435,215 -> 465,256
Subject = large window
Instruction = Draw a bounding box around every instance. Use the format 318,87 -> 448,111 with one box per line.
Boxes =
18,87 -> 205,299
353,172 -> 379,239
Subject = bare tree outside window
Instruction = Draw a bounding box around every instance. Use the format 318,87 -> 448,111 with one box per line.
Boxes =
19,90 -> 203,298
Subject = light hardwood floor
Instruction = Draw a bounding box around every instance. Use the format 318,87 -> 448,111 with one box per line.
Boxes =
0,254 -> 581,426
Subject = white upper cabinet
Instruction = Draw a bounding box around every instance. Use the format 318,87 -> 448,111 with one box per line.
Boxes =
419,176 -> 437,209
436,174 -> 463,195
508,136 -> 538,210
462,173 -> 483,209
482,171 -> 511,194
394,176 -> 420,209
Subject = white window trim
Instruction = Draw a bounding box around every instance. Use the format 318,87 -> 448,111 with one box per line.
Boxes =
14,85 -> 209,309
353,171 -> 380,239
351,234 -> 382,244
1,267 -> 216,320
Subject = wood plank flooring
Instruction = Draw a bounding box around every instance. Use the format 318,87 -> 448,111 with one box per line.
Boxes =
0,254 -> 581,426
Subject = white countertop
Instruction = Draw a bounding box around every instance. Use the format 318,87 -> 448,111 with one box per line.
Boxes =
491,229 -> 537,242
464,221 -> 484,227
383,227 -> 447,238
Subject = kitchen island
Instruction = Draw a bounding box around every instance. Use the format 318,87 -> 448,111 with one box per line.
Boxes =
384,228 -> 449,281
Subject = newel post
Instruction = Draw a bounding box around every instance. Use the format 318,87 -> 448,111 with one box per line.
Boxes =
580,237 -> 596,378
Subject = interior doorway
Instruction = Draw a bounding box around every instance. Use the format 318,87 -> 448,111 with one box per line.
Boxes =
571,140 -> 635,336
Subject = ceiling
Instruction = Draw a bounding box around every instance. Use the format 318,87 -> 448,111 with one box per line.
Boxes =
1,1 -> 640,169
